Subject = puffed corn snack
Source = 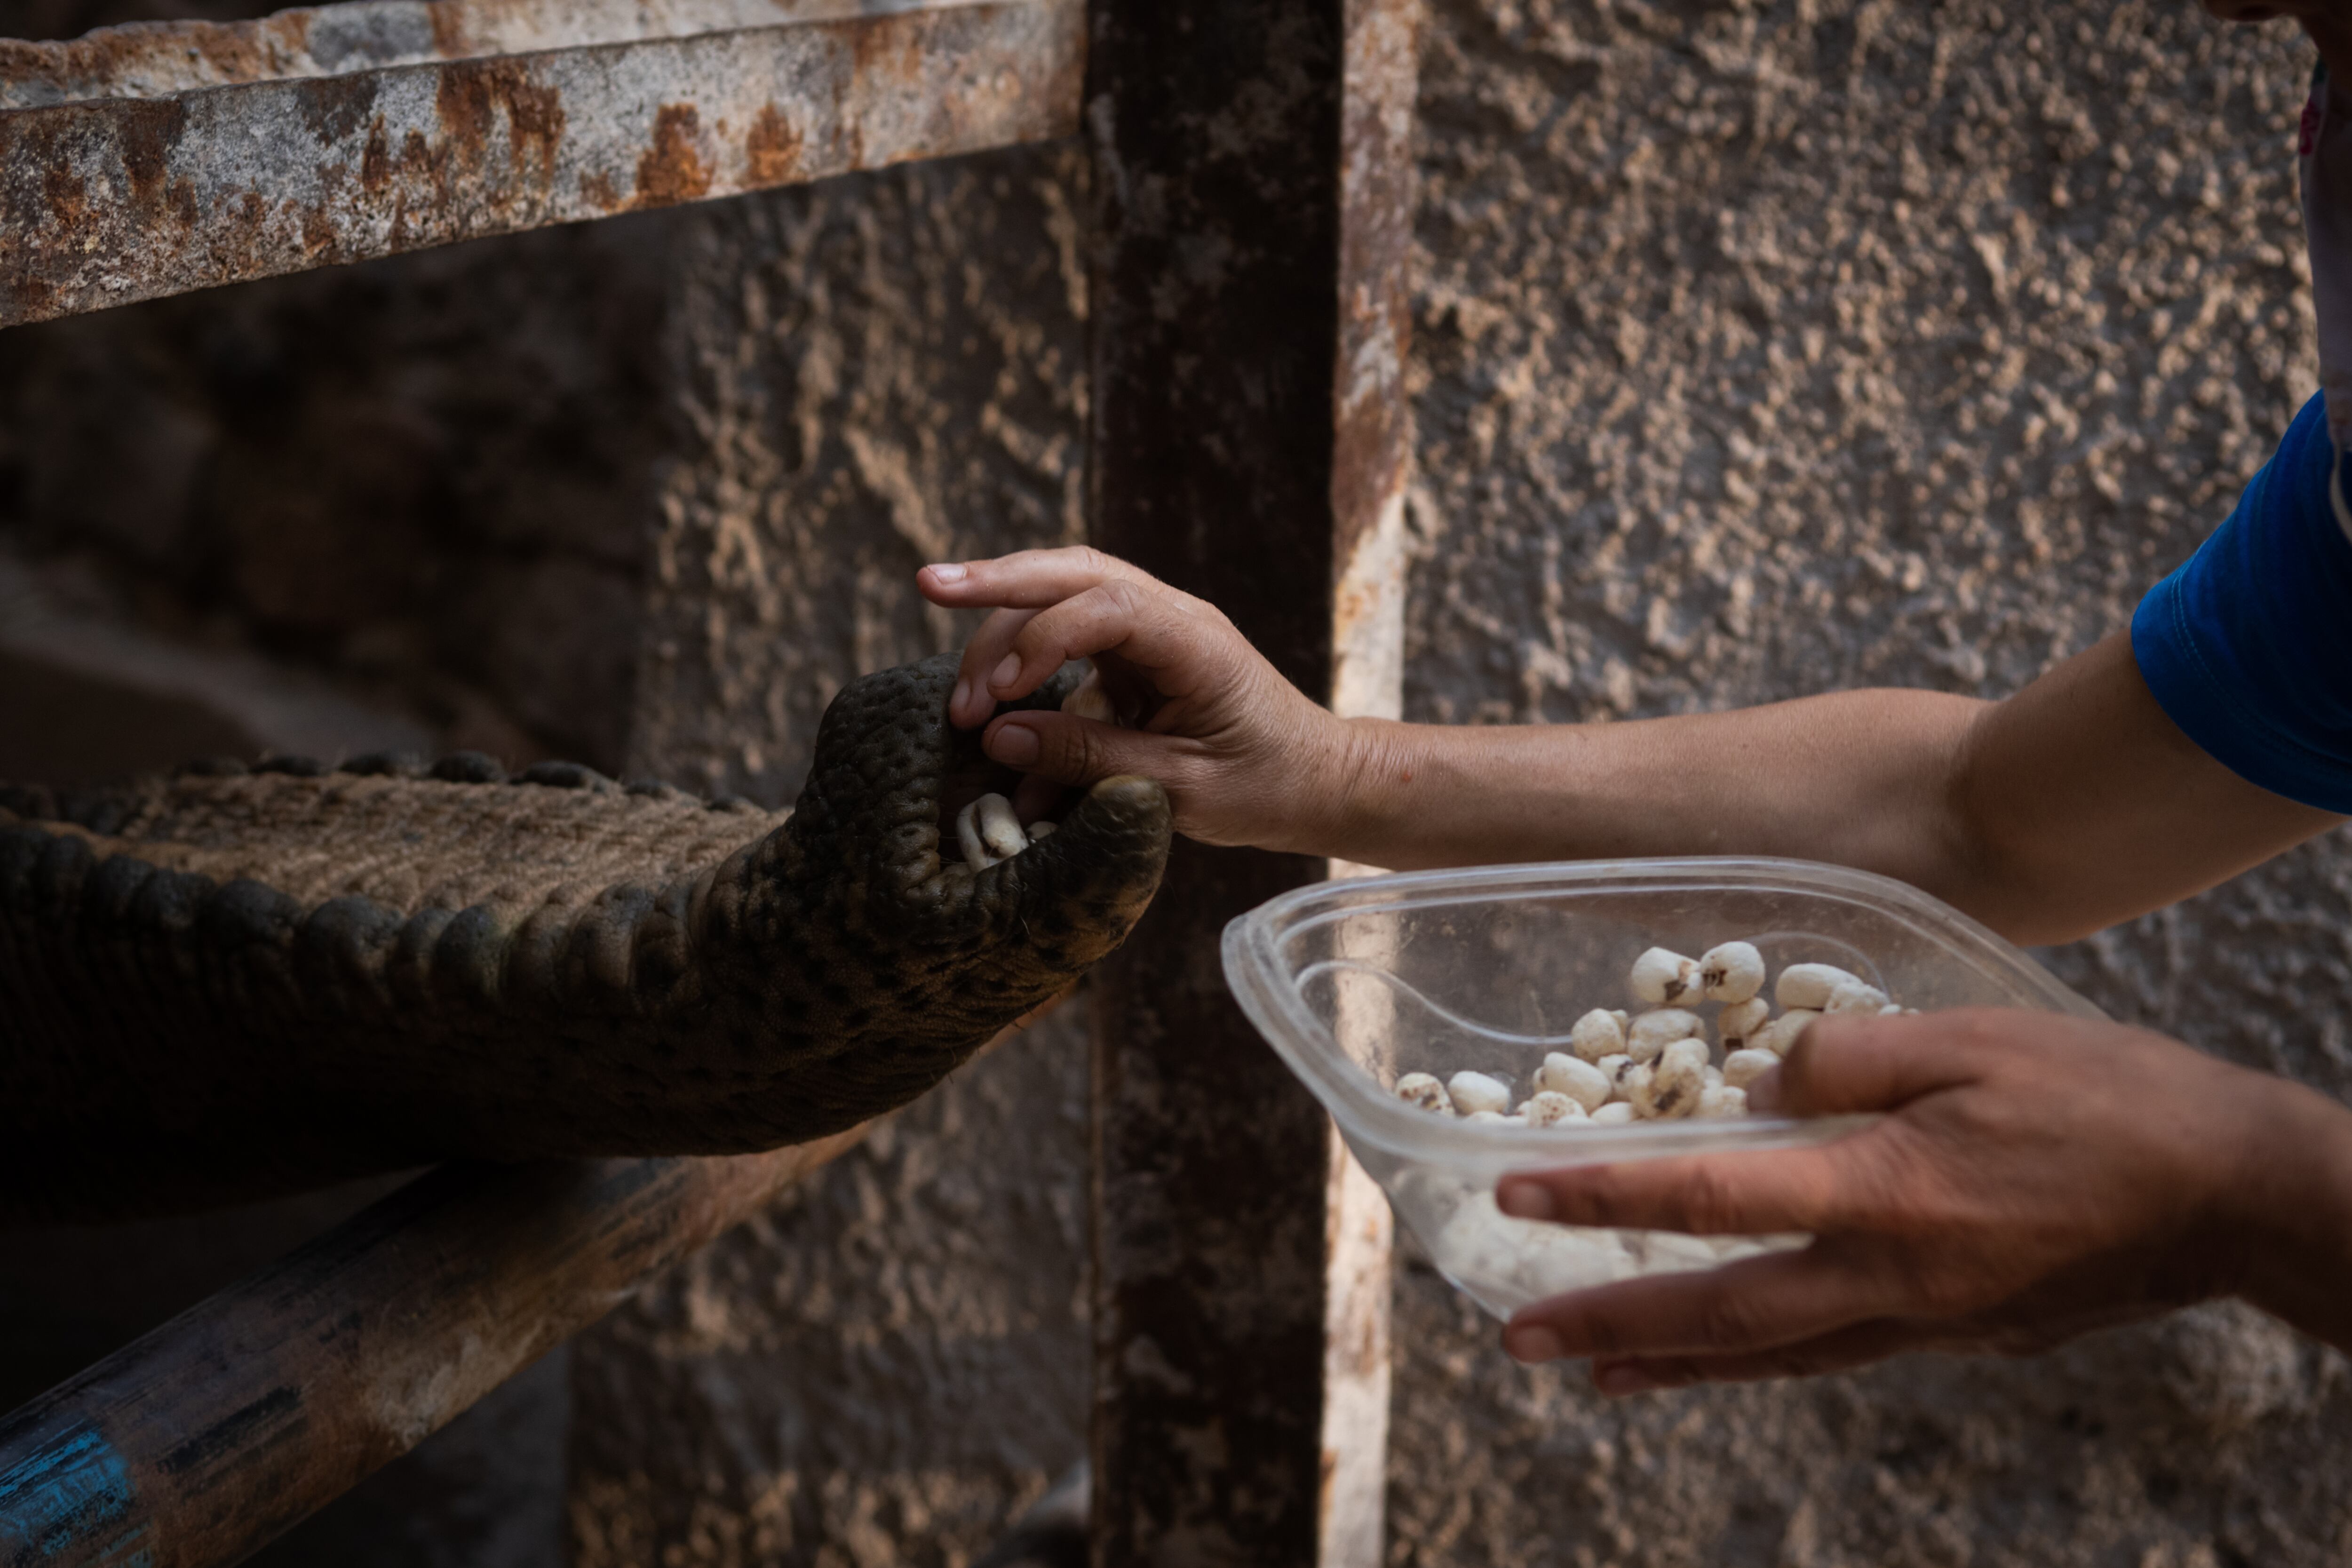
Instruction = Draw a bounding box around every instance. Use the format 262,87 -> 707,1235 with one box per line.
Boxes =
1390,943 -> 1912,1127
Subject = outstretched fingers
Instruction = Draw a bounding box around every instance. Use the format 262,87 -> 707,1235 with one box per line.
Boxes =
1760,1012 -> 1986,1117
982,709 -> 1199,795
922,550 -> 1230,731
919,547 -> 1158,611
1585,1316 -> 1939,1394
946,607 -> 1041,729
1503,1239 -> 1903,1364
1497,1141 -> 1859,1238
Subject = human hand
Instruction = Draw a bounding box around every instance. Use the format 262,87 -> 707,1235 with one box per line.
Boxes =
1491,1010 -> 2352,1394
916,547 -> 1354,851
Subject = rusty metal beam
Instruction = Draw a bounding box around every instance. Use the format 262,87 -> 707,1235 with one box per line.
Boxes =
0,0 -> 1082,327
0,1136 -> 863,1568
1083,0 -> 1419,1563
0,1 -> 954,109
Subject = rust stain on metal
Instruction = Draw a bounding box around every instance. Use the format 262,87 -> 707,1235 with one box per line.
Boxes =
429,2 -> 472,61
850,21 -> 924,86
0,1 -> 995,111
0,0 -> 1081,326
633,103 -> 712,207
360,119 -> 392,191
40,163 -> 83,226
745,102 -> 803,185
579,167 -> 623,211
112,96 -> 185,210
1328,0 -> 1419,577
433,56 -> 565,180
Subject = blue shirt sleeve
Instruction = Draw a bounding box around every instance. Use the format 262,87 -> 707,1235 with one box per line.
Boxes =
2131,390 -> 2352,814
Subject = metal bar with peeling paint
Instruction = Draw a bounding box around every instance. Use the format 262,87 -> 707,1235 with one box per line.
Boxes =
1082,0 -> 1420,1562
0,0 -> 973,109
0,0 -> 1082,327
0,1137 -> 864,1568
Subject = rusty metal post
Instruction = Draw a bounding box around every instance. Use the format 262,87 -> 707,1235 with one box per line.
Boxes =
1083,0 -> 1418,1561
0,1136 -> 861,1568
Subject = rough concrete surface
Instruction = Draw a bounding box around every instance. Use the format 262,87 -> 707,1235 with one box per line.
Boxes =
1391,0 -> 2352,1563
618,143 -> 1091,804
0,205 -> 679,772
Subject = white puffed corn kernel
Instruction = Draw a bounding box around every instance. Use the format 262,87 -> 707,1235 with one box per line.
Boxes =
1717,996 -> 1771,1048
1776,962 -> 1861,1010
1590,1101 -> 1637,1125
1703,1065 -> 1724,1090
1536,1052 -> 1613,1112
1699,941 -> 1766,1003
1569,1008 -> 1627,1062
1447,1071 -> 1511,1116
1721,1048 -> 1779,1090
1658,1036 -> 1709,1080
1395,1072 -> 1453,1114
1617,1062 -> 1655,1115
974,792 -> 1027,861
1643,1051 -> 1705,1120
1062,667 -> 1119,724
1626,1009 -> 1703,1062
955,799 -> 999,871
1596,1054 -> 1635,1102
1027,819 -> 1057,840
1823,979 -> 1890,1016
1523,1091 -> 1588,1127
1629,947 -> 1703,1005
1695,1084 -> 1748,1119
1756,1008 -> 1821,1057
1464,1109 -> 1510,1124
1879,1002 -> 1902,1016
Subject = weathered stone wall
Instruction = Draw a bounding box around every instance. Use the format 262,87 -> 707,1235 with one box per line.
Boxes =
0,210 -> 678,772
616,144 -> 1090,804
1391,0 -> 2352,1563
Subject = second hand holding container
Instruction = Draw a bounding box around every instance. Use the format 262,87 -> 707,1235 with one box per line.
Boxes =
1221,858 -> 2105,1319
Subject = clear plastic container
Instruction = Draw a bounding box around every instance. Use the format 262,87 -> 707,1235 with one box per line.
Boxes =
1221,857 -> 2104,1318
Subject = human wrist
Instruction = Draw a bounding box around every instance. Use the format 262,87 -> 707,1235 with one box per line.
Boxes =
1284,716 -> 1428,867
2218,1074 -> 2352,1345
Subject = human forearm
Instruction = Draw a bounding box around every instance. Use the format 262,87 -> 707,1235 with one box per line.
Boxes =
1316,633 -> 2340,945
1313,690 -> 1983,886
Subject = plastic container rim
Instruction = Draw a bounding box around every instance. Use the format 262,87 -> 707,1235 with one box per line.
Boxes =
1220,855 -> 2105,1170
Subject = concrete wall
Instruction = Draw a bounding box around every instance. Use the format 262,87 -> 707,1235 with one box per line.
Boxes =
6,0 -> 2352,1563
1391,1 -> 2352,1563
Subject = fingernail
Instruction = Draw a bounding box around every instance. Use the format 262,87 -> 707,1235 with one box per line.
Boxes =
1504,1325 -> 1564,1363
1593,1361 -> 1656,1397
929,562 -> 967,583
990,653 -> 1022,691
990,722 -> 1041,768
1496,1180 -> 1554,1221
